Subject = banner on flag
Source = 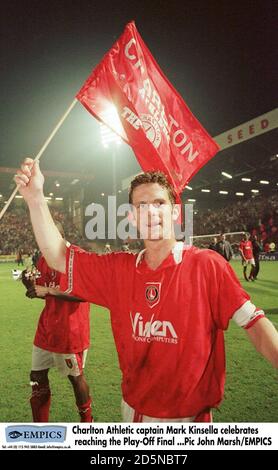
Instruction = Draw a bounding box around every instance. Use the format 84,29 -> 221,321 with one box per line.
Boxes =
77,21 -> 219,194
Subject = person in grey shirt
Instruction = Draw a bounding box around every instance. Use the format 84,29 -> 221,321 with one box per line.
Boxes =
216,233 -> 233,262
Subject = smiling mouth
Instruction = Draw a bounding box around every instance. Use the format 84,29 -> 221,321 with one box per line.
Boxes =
147,222 -> 162,228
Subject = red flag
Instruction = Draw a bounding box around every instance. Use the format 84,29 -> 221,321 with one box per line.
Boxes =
76,21 -> 219,194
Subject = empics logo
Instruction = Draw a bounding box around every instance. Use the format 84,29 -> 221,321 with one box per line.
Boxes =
5,425 -> 66,443
130,312 -> 178,344
8,431 -> 23,439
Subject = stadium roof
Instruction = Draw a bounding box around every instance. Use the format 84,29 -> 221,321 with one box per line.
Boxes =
1,126 -> 277,209
0,167 -> 96,200
182,129 -> 278,207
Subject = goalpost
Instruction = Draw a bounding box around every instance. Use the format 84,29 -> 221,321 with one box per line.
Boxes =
190,231 -> 245,254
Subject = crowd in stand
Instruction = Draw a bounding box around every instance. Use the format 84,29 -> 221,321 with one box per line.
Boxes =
0,206 -> 85,255
193,194 -> 278,250
0,208 -> 35,255
0,193 -> 277,255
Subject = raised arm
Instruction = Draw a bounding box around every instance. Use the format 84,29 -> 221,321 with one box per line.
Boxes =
14,158 -> 66,272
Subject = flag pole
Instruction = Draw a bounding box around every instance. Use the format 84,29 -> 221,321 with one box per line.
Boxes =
0,98 -> 78,221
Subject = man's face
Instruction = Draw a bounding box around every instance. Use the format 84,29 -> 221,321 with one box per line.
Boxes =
130,183 -> 177,241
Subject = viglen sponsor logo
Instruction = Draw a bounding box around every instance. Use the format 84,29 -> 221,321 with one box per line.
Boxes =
130,312 -> 178,344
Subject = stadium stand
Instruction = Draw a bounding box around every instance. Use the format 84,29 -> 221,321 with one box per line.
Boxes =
193,194 -> 278,249
1,193 -> 277,256
0,206 -> 86,255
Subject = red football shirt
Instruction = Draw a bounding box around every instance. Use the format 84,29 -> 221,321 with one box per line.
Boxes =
239,240 -> 254,260
60,243 -> 249,418
34,256 -> 90,353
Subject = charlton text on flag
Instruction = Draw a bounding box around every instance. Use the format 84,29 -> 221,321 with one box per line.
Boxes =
76,21 -> 219,194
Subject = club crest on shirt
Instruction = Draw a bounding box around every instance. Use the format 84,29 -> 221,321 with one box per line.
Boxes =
145,282 -> 161,308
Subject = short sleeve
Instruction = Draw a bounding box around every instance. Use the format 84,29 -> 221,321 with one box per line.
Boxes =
208,254 -> 250,330
35,256 -> 47,286
59,244 -> 118,308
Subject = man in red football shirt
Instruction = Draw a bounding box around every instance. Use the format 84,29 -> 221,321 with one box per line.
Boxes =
22,223 -> 92,423
15,158 -> 278,422
239,233 -> 256,282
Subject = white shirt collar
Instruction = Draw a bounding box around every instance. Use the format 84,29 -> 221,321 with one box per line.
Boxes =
172,241 -> 185,264
135,241 -> 185,268
135,248 -> 146,267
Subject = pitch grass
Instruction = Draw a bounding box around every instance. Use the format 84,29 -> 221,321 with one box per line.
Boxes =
0,261 -> 277,423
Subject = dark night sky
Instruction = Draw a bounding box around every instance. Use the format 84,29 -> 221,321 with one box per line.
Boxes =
1,0 -> 277,201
